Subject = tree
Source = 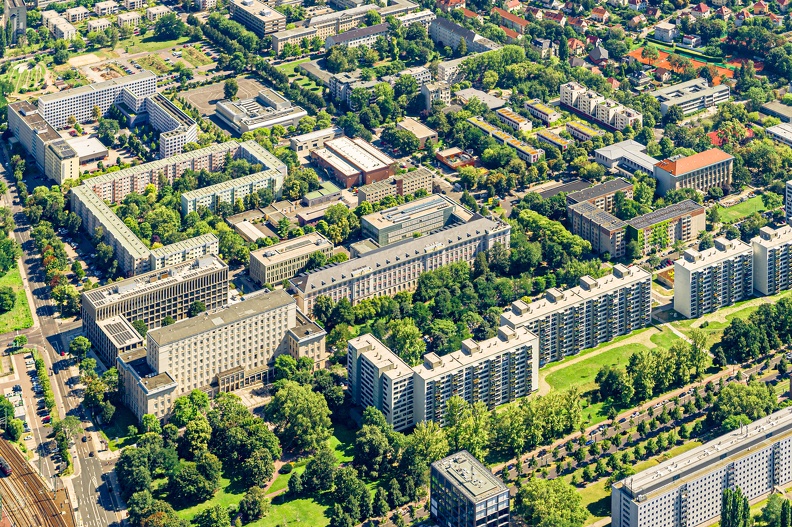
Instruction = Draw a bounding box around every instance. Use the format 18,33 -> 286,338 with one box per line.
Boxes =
141,414 -> 162,435
288,472 -> 303,495
92,105 -> 102,122
303,445 -> 337,493
267,381 -> 332,453
224,79 -> 238,100
238,486 -> 270,522
12,335 -> 26,348
132,320 -> 148,337
721,487 -> 750,527
274,354 -> 298,380
193,505 -> 230,527
710,382 -> 776,428
154,13 -> 186,40
69,336 -> 91,361
0,286 -> 15,314
387,318 -> 425,366
189,301 -> 206,317
374,487 -> 390,517
516,478 -> 587,527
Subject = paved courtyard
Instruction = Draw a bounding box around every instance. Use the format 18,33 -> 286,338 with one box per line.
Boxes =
181,77 -> 268,118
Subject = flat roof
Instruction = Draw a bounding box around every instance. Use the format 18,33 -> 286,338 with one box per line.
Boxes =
148,290 -> 294,346
752,224 -> 792,249
615,407 -> 792,501
290,126 -> 342,143
71,186 -> 150,259
82,255 -> 226,308
118,348 -> 177,393
304,180 -> 341,201
250,232 -> 331,266
150,233 -> 218,257
312,147 -> 359,177
568,201 -> 627,231
627,199 -> 705,230
538,179 -> 591,198
66,135 -> 108,159
362,194 -> 457,230
496,107 -> 529,124
9,100 -> 61,143
97,315 -> 144,349
328,23 -> 388,43
231,0 -> 286,21
567,121 -> 603,137
567,178 -> 632,203
432,451 -> 508,503
537,129 -> 570,147
48,140 -> 78,160
526,99 -> 559,116
767,122 -> 792,141
397,117 -> 437,140
675,237 -> 751,271
348,333 -> 414,379
350,238 -> 380,255
762,101 -> 792,120
324,137 -> 395,173
594,139 -> 660,168
455,88 -> 505,110
38,70 -> 156,104
649,78 -> 728,103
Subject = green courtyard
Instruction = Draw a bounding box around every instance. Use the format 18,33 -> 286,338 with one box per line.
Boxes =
719,196 -> 768,223
276,58 -> 322,92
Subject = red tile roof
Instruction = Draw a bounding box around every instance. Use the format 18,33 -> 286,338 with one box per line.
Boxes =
692,2 -> 709,12
500,25 -> 520,37
568,37 -> 585,49
504,0 -> 521,8
655,148 -> 734,176
461,7 -> 480,17
606,77 -> 620,89
492,6 -> 531,25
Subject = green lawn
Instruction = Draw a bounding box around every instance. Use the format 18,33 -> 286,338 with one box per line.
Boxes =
0,266 -> 33,335
121,35 -> 193,54
276,58 -> 311,75
545,343 -> 652,393
276,58 -> 322,92
720,196 -> 768,223
255,496 -> 329,527
101,405 -> 139,451
0,62 -> 47,94
649,326 -> 681,350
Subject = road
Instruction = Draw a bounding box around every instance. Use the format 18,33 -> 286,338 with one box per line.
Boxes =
0,146 -> 124,527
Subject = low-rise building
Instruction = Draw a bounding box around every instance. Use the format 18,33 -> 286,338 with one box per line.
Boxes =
94,0 -> 118,15
536,130 -> 570,151
357,167 -> 434,205
649,78 -> 730,116
361,194 -> 464,246
216,88 -> 307,134
626,199 -> 706,255
302,180 -> 342,207
271,26 -> 318,55
566,121 -> 604,142
496,107 -> 532,132
525,99 -> 561,124
396,117 -> 437,148
146,5 -> 170,20
325,23 -> 389,48
396,9 -> 435,27
767,122 -> 792,147
500,265 -> 651,365
289,126 -> 344,155
673,237 -> 752,318
428,17 -> 500,53
594,139 -> 659,174
531,37 -> 556,59
311,136 -> 396,188
116,11 -> 140,27
468,117 -> 544,164
435,147 -> 476,170
250,232 -> 333,286
653,148 -> 734,195
492,6 -> 530,33
148,234 -> 219,270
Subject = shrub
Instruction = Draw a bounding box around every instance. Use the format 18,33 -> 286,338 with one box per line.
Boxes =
280,463 -> 293,474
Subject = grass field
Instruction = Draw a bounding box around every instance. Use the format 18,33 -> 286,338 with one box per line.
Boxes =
720,196 -> 768,223
136,54 -> 172,75
545,343 -> 652,393
101,405 -> 139,451
121,35 -> 193,54
0,267 -> 33,335
276,58 -> 322,92
0,62 -> 46,94
181,46 -> 213,67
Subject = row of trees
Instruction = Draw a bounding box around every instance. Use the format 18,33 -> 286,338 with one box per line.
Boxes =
712,299 -> 792,365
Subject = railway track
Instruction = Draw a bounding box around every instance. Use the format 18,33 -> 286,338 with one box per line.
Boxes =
0,438 -> 67,527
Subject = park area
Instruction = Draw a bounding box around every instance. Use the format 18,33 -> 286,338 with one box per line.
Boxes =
0,267 -> 33,335
718,195 -> 768,223
120,34 -> 193,55
0,61 -> 47,95
276,59 -> 322,93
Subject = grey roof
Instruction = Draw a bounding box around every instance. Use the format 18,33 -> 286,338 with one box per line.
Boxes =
38,70 -> 156,103
627,199 -> 704,230
147,290 -> 294,346
432,450 -> 508,503
569,201 -> 626,231
589,45 -> 609,61
290,215 -> 505,293
431,16 -> 477,41
567,178 -> 632,204
328,23 -> 389,44
538,179 -> 591,199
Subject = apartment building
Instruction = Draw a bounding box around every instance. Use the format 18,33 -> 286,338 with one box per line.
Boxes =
194,0 -> 217,10
435,56 -> 477,84
431,451 -> 511,527
650,78 -> 730,116
524,99 -> 561,124
117,348 -> 178,422
291,215 -> 511,314
422,82 -> 452,111
146,5 -> 170,20
325,23 -> 389,48
94,0 -> 118,15
653,148 -> 734,195
626,199 -> 707,255
4,0 -> 26,45
492,6 -> 530,33
357,167 -> 434,205
567,202 -> 627,258
146,93 -> 198,158
500,264 -> 651,365
116,12 -> 141,27
230,0 -> 286,35
289,127 -> 344,155
496,107 -> 532,132
429,17 -> 501,53
536,130 -> 570,151
566,121 -> 604,142
653,21 -> 679,42
594,139 -> 659,174
752,225 -> 792,296
673,237 -> 753,318
395,117 -> 437,148
566,178 -> 633,213
249,232 -> 333,286
149,234 -> 219,270
82,255 -> 229,365
397,9 -> 435,27
329,70 -> 378,110
271,26 -> 318,54
347,325 -> 539,431
180,169 -> 284,215
560,82 -> 643,131
467,117 -> 544,164
768,123 -> 792,148
612,408 -> 792,527
361,195 -> 463,246
124,0 -> 145,9
64,6 -> 89,22
216,88 -> 307,134
786,180 -> 792,224
44,140 -> 80,185
87,18 -> 111,31
311,136 -> 396,188
36,71 -> 156,129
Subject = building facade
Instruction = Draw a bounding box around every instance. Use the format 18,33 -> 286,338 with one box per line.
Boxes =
180,169 -> 284,215
310,136 -> 396,188
499,265 -> 651,365
566,178 -> 634,213
752,225 -> 792,296
357,167 -> 434,205
653,148 -> 734,195
361,195 -> 462,246
674,237 -> 753,318
229,0 -> 286,35
626,200 -> 707,255
249,232 -> 334,286
560,82 -> 643,131
649,78 -> 730,116
567,201 -> 627,258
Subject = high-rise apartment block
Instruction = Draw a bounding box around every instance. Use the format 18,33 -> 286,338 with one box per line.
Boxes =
612,408 -> 792,527
145,93 -> 199,158
361,195 -> 463,247
653,148 -> 734,196
431,451 -> 511,527
249,233 -> 334,286
347,325 -> 538,431
4,0 -> 26,44
500,265 -> 651,365
82,256 -> 229,365
290,215 -> 510,315
673,237 -> 753,318
752,225 -> 792,296
787,180 -> 792,224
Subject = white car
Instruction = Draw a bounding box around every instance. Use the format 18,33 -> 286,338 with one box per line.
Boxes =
23,435 -> 32,441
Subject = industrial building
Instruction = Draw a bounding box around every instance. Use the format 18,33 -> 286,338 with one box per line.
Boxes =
653,148 -> 734,195
752,225 -> 792,296
361,195 -> 465,246
431,451 -> 511,527
612,408 -> 792,527
216,88 -> 307,134
673,237 -> 753,318
249,232 -> 334,286
290,215 -> 510,314
649,78 -> 730,116
499,264 -> 651,365
357,167 -> 434,205
311,136 -> 396,188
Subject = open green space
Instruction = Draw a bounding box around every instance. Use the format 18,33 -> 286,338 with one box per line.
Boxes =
100,404 -> 139,451
719,196 -> 768,223
136,54 -> 173,75
181,45 -> 213,67
276,58 -> 311,75
121,35 -> 192,54
276,58 -> 322,92
545,343 -> 651,393
649,326 -> 681,350
0,62 -> 46,94
0,266 -> 33,335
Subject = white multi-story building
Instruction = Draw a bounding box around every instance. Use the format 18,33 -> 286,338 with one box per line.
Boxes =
612,407 -> 792,527
347,325 -> 539,431
145,93 -> 198,158
180,169 -> 284,216
467,117 -> 544,164
325,22 -> 389,48
229,0 -> 286,36
768,123 -> 792,149
117,11 -> 141,27
421,82 -> 451,111
94,0 -> 118,15
650,78 -> 730,116
124,0 -> 145,9
500,264 -> 651,365
291,216 -> 511,315
786,180 -> 792,224
148,234 -> 219,270
525,99 -> 562,124
64,6 -> 89,22
752,225 -> 792,296
396,9 -> 435,27
87,18 -> 112,32
36,71 -> 156,129
673,237 -> 753,318
146,5 -> 170,20
249,233 -> 334,286
560,82 -> 643,131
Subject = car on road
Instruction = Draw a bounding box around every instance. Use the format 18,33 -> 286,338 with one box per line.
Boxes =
585,439 -> 594,446
42,415 -> 51,423
23,435 -> 32,441
82,436 -> 87,442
